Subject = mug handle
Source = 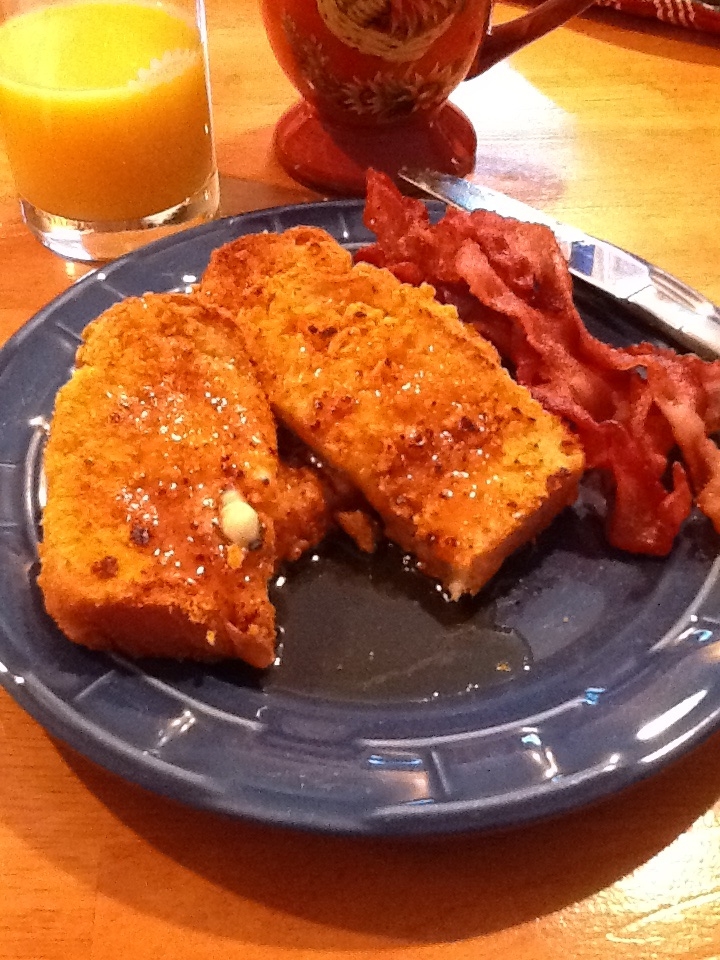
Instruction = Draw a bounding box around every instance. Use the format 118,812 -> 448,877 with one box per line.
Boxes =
467,0 -> 595,77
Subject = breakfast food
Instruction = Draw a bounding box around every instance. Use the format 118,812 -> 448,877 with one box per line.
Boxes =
200,228 -> 585,598
45,175 -> 711,669
275,423 -> 381,558
358,171 -> 720,555
39,293 -> 284,668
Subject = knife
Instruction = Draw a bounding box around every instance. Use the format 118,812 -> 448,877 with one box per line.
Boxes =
399,168 -> 720,360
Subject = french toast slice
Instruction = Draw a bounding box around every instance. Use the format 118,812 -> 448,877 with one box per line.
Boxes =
202,230 -> 585,598
39,293 -> 282,667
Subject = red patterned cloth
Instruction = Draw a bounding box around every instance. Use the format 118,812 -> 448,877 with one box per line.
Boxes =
594,0 -> 720,33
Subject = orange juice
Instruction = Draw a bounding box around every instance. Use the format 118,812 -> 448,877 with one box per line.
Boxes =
0,0 -> 215,221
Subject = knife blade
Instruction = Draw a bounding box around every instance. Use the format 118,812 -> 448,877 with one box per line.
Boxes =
399,168 -> 720,360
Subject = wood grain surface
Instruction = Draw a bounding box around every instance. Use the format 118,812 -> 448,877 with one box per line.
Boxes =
1,2 -> 720,958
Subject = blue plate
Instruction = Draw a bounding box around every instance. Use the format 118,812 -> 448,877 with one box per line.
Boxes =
1,200 -> 720,836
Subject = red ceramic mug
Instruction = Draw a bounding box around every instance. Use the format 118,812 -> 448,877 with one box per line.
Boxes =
262,0 -> 594,194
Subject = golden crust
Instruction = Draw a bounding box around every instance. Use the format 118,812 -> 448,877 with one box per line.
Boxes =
274,459 -> 334,563
199,226 -> 347,316
201,228 -> 383,557
202,230 -> 586,598
38,293 -> 279,668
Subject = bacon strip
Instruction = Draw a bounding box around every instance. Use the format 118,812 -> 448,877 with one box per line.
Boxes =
358,171 -> 720,555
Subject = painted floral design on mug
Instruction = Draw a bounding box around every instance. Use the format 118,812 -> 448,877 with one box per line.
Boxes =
316,0 -> 467,61
283,14 -> 467,121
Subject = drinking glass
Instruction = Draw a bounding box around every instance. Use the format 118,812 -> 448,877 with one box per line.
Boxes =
0,0 -> 219,261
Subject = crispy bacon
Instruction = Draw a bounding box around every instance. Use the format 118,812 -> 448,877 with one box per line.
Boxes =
358,170 -> 720,555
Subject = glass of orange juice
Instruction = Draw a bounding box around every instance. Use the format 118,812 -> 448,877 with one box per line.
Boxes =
0,0 -> 219,261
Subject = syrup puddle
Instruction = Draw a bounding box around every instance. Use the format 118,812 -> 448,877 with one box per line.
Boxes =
266,536 -> 531,702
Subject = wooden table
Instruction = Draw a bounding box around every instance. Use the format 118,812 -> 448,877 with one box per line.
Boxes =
2,3 -> 720,958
